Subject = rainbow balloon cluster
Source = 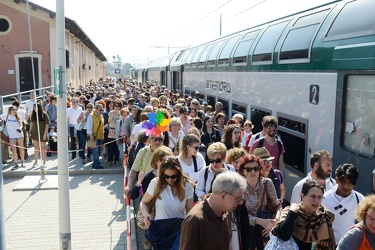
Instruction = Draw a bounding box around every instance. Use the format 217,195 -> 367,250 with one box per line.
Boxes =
142,110 -> 171,136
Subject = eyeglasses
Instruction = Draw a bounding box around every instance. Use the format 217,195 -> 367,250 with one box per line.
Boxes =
12,109 -> 17,111
209,158 -> 222,164
152,137 -> 163,142
225,193 -> 244,203
190,146 -> 199,150
266,124 -> 277,129
264,160 -> 273,165
234,131 -> 241,135
245,166 -> 260,172
305,194 -> 323,200
163,174 -> 178,180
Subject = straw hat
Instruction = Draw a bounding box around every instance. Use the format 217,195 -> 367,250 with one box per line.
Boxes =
253,147 -> 275,161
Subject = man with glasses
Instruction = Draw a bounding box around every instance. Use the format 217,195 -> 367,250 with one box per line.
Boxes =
180,171 -> 247,250
290,150 -> 336,204
86,103 -> 105,169
67,97 -> 83,160
250,116 -> 285,175
136,93 -> 148,109
123,133 -> 166,196
195,142 -> 235,200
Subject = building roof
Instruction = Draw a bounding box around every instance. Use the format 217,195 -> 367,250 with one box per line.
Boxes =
14,0 -> 107,62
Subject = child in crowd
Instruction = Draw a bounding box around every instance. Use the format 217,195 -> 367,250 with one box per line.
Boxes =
241,120 -> 253,152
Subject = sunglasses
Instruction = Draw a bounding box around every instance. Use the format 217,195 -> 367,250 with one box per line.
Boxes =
245,166 -> 260,172
97,109 -> 103,112
152,137 -> 163,142
190,146 -> 199,150
266,124 -> 277,129
209,158 -> 222,164
163,174 -> 178,180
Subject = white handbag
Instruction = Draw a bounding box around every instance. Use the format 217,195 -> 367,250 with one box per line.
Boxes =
74,121 -> 85,131
265,233 -> 299,250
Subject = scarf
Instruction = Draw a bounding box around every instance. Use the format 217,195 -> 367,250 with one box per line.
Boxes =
293,204 -> 336,250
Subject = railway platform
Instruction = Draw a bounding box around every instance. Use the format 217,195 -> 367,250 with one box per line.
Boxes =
1,146 -> 140,250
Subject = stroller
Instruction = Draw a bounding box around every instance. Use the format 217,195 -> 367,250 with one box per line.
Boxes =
47,126 -> 58,156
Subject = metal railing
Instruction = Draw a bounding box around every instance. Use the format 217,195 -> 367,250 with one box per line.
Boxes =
0,86 -> 54,114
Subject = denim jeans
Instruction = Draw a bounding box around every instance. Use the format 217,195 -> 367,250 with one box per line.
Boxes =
171,234 -> 180,250
77,129 -> 87,159
92,139 -> 103,167
69,126 -> 77,158
107,138 -> 119,162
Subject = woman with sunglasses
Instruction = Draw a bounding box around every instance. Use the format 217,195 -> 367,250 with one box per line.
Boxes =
239,154 -> 280,250
1,106 -> 26,170
222,124 -> 242,150
178,134 -> 205,183
195,142 -> 235,200
140,156 -> 195,250
272,180 -> 335,250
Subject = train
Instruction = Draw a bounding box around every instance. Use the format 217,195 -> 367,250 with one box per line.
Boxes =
131,0 -> 375,200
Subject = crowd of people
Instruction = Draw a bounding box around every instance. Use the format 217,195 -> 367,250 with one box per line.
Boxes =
1,77 -> 374,249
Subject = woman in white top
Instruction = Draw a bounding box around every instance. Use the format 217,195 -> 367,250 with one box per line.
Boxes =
168,117 -> 185,156
1,106 -> 25,169
177,134 -> 205,183
140,156 -> 194,250
76,103 -> 93,164
129,112 -> 148,151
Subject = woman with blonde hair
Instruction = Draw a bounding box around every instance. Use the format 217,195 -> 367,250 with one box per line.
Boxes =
1,106 -> 26,169
337,194 -> 375,249
168,117 -> 185,156
140,156 -> 195,249
226,147 -> 248,171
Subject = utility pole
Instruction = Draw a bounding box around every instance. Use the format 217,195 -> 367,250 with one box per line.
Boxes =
56,0 -> 72,249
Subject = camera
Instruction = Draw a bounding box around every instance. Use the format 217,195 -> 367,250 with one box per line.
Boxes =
16,129 -> 22,133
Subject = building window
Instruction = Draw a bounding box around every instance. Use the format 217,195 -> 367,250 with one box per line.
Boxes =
0,16 -> 11,34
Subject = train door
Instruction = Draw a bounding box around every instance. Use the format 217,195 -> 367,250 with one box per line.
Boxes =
160,71 -> 165,86
250,107 -> 271,134
218,98 -> 229,116
232,102 -> 247,125
334,72 -> 375,195
207,95 -> 216,107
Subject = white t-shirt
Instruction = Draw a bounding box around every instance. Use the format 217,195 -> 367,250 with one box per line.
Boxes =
17,109 -> 27,122
322,186 -> 364,245
146,177 -> 194,220
130,123 -> 143,145
67,106 -> 83,126
1,114 -> 23,139
25,99 -> 36,116
178,153 -> 205,183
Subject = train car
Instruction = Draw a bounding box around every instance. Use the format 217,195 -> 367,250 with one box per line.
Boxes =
147,52 -> 179,87
145,0 -> 375,199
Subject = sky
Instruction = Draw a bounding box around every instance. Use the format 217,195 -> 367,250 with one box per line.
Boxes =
30,0 -> 334,66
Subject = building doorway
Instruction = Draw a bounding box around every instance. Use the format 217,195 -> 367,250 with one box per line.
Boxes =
18,57 -> 39,92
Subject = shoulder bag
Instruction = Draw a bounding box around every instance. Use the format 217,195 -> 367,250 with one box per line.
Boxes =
86,119 -> 101,148
136,196 -> 156,230
1,115 -> 9,143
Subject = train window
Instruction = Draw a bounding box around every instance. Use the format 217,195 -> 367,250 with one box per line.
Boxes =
185,89 -> 191,96
198,44 -> 213,67
207,95 -> 216,107
252,21 -> 289,63
184,49 -> 198,67
250,107 -> 271,134
207,40 -> 226,66
278,114 -> 308,175
280,24 -> 319,60
293,10 -> 328,28
342,75 -> 375,158
218,98 -> 229,116
232,103 -> 247,121
232,30 -> 260,65
190,46 -> 205,68
219,35 -> 241,65
326,0 -> 375,40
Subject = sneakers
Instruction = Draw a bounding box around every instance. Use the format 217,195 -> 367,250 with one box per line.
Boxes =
93,166 -> 104,169
82,158 -> 87,164
143,239 -> 152,250
86,158 -> 92,162
108,161 -> 113,166
12,163 -> 20,170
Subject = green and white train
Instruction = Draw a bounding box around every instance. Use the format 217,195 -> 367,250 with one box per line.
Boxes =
132,0 -> 375,199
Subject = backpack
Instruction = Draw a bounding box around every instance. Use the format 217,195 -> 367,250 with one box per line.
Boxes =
257,138 -> 282,158
349,224 -> 372,250
203,164 -> 230,193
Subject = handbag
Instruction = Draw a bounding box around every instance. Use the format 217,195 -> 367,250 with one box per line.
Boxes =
256,181 -> 277,242
136,197 -> 156,230
1,115 -> 9,143
265,233 -> 299,250
108,128 -> 116,139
